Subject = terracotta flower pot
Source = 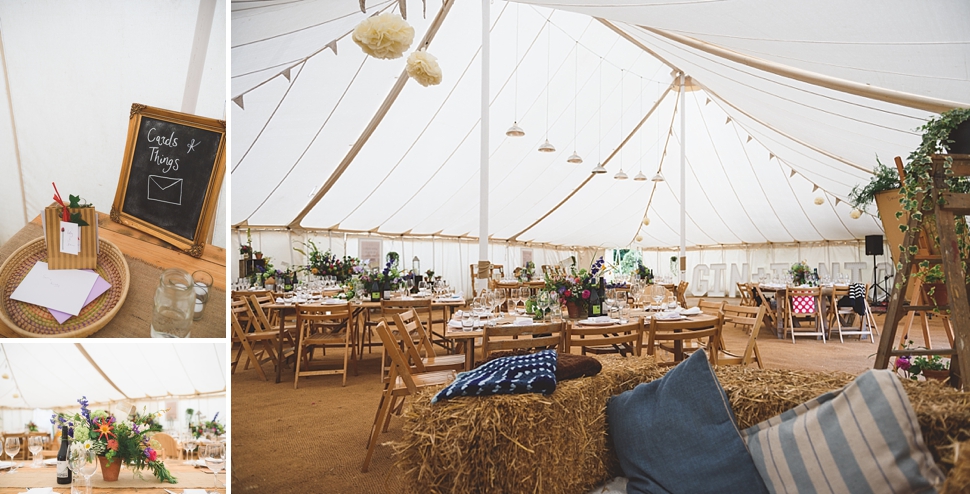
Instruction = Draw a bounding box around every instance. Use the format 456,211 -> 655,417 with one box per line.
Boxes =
255,253 -> 263,260
99,455 -> 122,482
921,368 -> 950,383
565,301 -> 582,319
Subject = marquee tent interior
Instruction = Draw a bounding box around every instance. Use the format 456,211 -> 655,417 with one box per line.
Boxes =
233,0 -> 969,293
0,1 -> 227,249
0,342 -> 227,434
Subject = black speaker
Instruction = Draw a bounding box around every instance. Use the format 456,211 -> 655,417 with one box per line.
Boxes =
865,235 -> 884,256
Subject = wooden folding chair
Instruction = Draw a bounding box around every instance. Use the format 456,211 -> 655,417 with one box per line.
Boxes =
830,284 -> 879,343
785,286 -> 825,344
695,299 -> 725,315
482,322 -> 564,358
716,305 -> 766,368
737,283 -> 754,306
389,309 -> 464,373
362,321 -> 456,473
230,299 -> 280,381
646,314 -> 722,367
293,302 -> 356,388
676,280 -> 689,308
751,284 -> 778,330
566,320 -> 643,357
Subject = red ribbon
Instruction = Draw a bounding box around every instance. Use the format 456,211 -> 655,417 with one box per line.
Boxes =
52,182 -> 70,222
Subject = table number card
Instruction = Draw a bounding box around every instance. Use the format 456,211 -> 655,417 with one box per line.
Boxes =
60,222 -> 81,255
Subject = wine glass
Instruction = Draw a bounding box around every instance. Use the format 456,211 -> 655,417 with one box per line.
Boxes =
183,435 -> 198,463
418,280 -> 428,294
537,291 -> 551,322
79,450 -> 98,494
203,442 -> 226,489
28,436 -> 43,468
507,288 -> 519,315
493,289 -> 507,316
4,437 -> 19,472
548,291 -> 559,318
652,288 -> 664,310
518,288 -> 530,314
68,446 -> 84,494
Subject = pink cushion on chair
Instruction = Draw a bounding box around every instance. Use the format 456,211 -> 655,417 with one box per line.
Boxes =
791,296 -> 815,314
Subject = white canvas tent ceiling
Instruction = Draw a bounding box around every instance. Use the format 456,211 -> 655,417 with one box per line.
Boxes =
233,0 -> 969,249
0,343 -> 226,410
0,1 -> 227,248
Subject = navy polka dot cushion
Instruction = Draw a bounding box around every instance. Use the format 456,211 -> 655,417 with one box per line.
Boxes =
432,349 -> 558,403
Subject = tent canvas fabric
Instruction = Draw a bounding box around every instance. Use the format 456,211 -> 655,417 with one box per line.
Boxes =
0,1 -> 227,249
231,0 -> 968,255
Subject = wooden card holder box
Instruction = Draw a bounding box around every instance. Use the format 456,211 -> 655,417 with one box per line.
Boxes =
43,205 -> 98,270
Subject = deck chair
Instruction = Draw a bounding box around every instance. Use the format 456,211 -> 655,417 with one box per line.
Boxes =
566,320 -> 643,357
785,286 -> 825,344
830,284 -> 879,343
389,309 -> 464,373
362,321 -> 456,473
716,304 -> 766,368
482,321 -> 564,358
230,299 -> 280,381
293,302 -> 356,388
646,314 -> 722,367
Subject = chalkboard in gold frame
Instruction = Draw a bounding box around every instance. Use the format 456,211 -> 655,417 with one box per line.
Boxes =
110,104 -> 226,258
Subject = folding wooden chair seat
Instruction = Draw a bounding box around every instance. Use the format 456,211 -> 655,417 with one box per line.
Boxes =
362,321 -> 456,473
294,302 -> 356,388
482,321 -> 564,358
248,294 -> 298,372
566,320 -> 643,357
751,284 -> 778,330
646,314 -> 722,367
390,309 -> 464,373
830,284 -> 879,343
716,305 -> 766,368
737,282 -> 753,306
695,299 -> 725,315
230,299 -> 280,381
676,280 -> 689,308
785,286 -> 825,344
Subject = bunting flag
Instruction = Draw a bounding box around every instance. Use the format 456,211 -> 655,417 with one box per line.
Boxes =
725,116 -> 732,124
399,0 -> 407,19
790,168 -> 797,177
746,135 -> 752,143
282,68 -> 292,81
359,0 -> 366,13
812,184 -> 819,192
705,98 -> 711,105
232,95 -> 245,110
835,197 -> 842,205
769,152 -> 775,160
326,40 -> 338,55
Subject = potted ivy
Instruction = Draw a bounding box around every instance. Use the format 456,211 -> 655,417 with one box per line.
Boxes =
916,264 -> 947,308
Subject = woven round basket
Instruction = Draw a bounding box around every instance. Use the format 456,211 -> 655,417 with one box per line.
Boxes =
0,237 -> 130,337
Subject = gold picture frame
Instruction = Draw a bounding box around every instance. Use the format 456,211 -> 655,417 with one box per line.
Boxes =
110,104 -> 226,258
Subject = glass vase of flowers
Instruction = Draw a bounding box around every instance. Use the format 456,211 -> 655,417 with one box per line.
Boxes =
52,397 -> 177,484
789,261 -> 810,286
545,257 -> 606,318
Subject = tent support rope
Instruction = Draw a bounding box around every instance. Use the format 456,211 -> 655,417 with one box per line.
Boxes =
75,344 -> 131,400
509,83 -> 674,242
639,25 -> 968,114
288,0 -> 456,230
0,18 -> 28,226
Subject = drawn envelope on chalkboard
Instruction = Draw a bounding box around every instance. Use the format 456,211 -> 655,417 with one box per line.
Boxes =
147,175 -> 182,206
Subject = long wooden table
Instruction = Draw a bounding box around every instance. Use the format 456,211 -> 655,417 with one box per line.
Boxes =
0,461 -> 224,493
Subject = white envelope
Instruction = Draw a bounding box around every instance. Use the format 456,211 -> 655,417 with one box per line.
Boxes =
10,262 -> 99,316
147,174 -> 183,205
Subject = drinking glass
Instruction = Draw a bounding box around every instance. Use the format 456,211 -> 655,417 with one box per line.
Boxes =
68,446 -> 84,494
470,297 -> 484,316
191,270 -> 213,321
652,291 -> 664,310
183,436 -> 198,462
28,436 -> 43,468
537,291 -> 551,322
518,288 -> 530,314
79,450 -> 97,494
494,289 -> 507,316
461,311 -> 475,331
151,268 -> 195,338
203,443 -> 226,488
4,437 -> 19,472
508,289 -> 519,314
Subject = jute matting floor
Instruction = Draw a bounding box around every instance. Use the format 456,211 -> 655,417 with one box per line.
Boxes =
230,300 -> 955,493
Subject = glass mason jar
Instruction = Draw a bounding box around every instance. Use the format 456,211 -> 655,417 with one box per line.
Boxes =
151,268 -> 195,338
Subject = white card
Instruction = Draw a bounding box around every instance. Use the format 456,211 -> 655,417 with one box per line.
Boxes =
60,222 -> 80,255
10,262 -> 99,316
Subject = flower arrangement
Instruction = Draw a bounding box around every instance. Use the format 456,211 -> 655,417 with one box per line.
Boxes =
52,397 -> 176,483
790,261 -> 810,286
545,257 -> 606,309
894,341 -> 950,380
517,262 -> 535,282
26,421 -> 38,432
239,245 -> 252,257
406,50 -> 442,86
352,12 -> 414,60
425,269 -> 435,280
189,412 -> 224,439
295,239 -> 363,282
636,260 -> 653,283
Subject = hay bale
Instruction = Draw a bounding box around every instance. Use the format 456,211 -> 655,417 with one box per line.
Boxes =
396,360 -> 970,494
394,354 -> 665,494
942,440 -> 970,494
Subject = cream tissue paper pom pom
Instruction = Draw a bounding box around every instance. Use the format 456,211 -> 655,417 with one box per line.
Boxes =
406,50 -> 443,87
352,13 -> 414,60
814,196 -> 824,205
642,217 -> 651,226
850,209 -> 862,219
635,235 -> 643,242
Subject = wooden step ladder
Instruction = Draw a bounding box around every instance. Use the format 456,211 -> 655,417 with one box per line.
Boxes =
873,154 -> 970,389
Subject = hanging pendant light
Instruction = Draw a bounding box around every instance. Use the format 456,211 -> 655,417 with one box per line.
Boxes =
614,169 -> 628,180
591,163 -> 606,174
651,172 -> 665,182
539,20 -> 554,153
567,42 -> 582,163
633,171 -> 647,181
507,5 -> 524,137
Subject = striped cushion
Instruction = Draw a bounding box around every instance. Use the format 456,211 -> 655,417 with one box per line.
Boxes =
741,370 -> 944,493
432,349 -> 557,403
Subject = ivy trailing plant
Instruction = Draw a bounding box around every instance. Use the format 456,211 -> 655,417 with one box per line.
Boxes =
848,156 -> 900,215
895,108 -> 970,296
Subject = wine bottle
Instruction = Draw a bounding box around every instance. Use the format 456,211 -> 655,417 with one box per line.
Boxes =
812,268 -> 820,286
588,281 -> 602,317
57,425 -> 71,484
369,279 -> 380,302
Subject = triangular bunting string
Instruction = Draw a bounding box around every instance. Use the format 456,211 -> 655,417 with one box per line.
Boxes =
326,40 -> 338,55
282,68 -> 292,81
725,116 -> 731,124
835,197 -> 841,205
812,184 -> 819,192
790,168 -> 797,177
359,0 -> 366,13
705,97 -> 710,105
746,135 -> 752,143
232,95 -> 244,110
399,0 -> 407,19
769,152 -> 775,160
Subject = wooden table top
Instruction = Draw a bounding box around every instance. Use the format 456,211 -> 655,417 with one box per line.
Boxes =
0,461 -> 224,493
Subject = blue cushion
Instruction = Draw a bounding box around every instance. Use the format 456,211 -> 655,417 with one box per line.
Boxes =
742,369 -> 944,493
607,350 -> 768,494
432,349 -> 557,403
